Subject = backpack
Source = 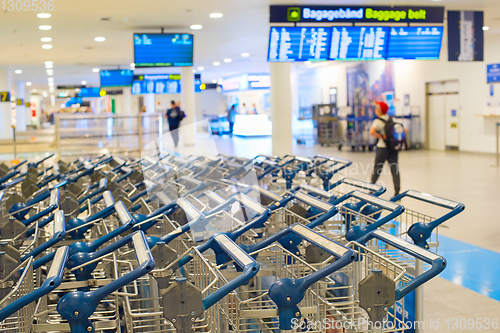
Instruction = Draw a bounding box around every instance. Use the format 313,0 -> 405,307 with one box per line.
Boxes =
379,117 -> 408,151
176,108 -> 186,121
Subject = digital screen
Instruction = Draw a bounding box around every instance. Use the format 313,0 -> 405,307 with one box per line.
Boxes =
329,26 -> 388,60
78,88 -> 101,98
268,27 -> 331,62
134,33 -> 194,67
132,80 -> 180,95
386,26 -> 444,60
100,70 -> 134,87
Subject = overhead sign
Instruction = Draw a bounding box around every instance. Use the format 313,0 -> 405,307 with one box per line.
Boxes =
270,5 -> 444,23
131,74 -> 202,94
0,92 -> 11,102
448,11 -> 484,62
487,64 -> 500,83
221,74 -> 271,93
57,85 -> 86,90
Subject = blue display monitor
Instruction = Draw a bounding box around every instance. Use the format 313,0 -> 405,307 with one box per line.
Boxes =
78,88 -> 101,98
329,26 -> 388,60
100,70 -> 134,87
386,26 -> 444,60
268,27 -> 331,62
133,33 -> 194,67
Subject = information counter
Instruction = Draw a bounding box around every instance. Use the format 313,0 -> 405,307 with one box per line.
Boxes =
233,114 -> 272,137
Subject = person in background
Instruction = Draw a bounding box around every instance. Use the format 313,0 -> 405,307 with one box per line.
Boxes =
166,100 -> 184,147
240,103 -> 248,114
140,106 -> 146,113
369,101 -> 401,197
227,104 -> 237,137
251,103 -> 258,114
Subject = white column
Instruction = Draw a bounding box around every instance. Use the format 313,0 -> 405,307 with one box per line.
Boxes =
270,62 -> 293,155
123,87 -> 132,114
95,97 -> 102,114
15,81 -> 27,131
30,94 -> 41,128
0,70 -> 12,140
181,67 -> 196,146
144,93 -> 155,113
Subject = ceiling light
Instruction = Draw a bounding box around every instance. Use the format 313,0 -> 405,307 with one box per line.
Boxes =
81,81 -> 87,85
15,70 -> 22,74
46,69 -> 53,75
39,25 -> 52,30
41,37 -> 52,42
213,62 -> 220,66
190,24 -> 203,30
31,89 -> 37,93
212,79 -> 217,83
49,87 -> 54,92
26,82 -> 32,86
192,69 -> 196,73
94,37 -> 106,42
197,66 -> 204,71
48,82 -> 54,87
223,58 -> 232,63
42,91 -> 48,97
47,77 -> 54,81
37,13 -> 51,18
209,13 -> 223,18
45,64 -> 53,69
483,26 -> 490,31
45,61 -> 53,65
42,44 -> 52,49
92,68 -> 100,73
241,53 -> 250,57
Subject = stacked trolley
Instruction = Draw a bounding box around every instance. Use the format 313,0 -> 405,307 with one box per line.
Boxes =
0,150 -> 464,333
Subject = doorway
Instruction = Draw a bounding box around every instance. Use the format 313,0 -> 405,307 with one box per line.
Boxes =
426,80 -> 460,150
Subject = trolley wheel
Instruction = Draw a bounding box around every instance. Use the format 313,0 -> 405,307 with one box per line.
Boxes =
327,144 -> 330,147
368,146 -> 374,151
351,146 -> 355,151
320,143 -> 324,147
338,145 -> 342,151
362,145 -> 366,151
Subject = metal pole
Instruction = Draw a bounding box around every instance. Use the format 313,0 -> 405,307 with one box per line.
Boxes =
12,126 -> 17,160
56,114 -> 61,161
415,259 -> 424,333
138,113 -> 143,155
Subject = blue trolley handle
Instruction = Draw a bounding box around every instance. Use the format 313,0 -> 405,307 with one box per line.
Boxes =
10,159 -> 27,170
0,170 -> 20,185
21,210 -> 67,261
354,229 -> 447,300
11,188 -> 59,225
200,234 -> 260,310
0,246 -> 69,322
291,190 -> 339,229
0,175 -> 24,190
265,224 -> 356,330
77,178 -> 107,205
391,190 -> 465,248
28,154 -> 55,169
333,190 -> 404,241
57,231 -> 155,333
329,177 -> 386,197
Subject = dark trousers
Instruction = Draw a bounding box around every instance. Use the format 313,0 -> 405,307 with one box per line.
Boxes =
169,124 -> 180,147
229,122 -> 234,136
371,147 -> 401,195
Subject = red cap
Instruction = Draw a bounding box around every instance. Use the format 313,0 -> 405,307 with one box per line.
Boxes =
375,101 -> 389,114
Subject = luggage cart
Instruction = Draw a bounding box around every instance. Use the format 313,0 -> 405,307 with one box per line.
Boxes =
338,116 -> 377,152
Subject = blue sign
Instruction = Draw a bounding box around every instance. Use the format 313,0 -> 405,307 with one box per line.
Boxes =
131,74 -> 202,95
451,109 -> 457,117
329,26 -> 388,60
386,26 -> 443,60
100,70 -> 134,87
78,88 -> 101,98
268,27 -> 331,62
487,64 -> 500,83
133,33 -> 194,67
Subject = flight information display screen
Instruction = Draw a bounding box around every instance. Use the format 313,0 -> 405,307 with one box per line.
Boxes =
100,70 -> 134,87
133,33 -> 194,67
329,26 -> 388,60
78,87 -> 102,98
386,26 -> 444,60
268,27 -> 331,62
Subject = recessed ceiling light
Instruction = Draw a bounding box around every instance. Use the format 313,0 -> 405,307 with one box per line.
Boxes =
41,37 -> 52,42
197,66 -> 204,71
37,13 -> 51,18
45,61 -> 53,65
47,77 -> 54,81
49,86 -> 54,92
26,82 -> 32,86
94,37 -> 106,42
223,58 -> 232,63
81,81 -> 87,85
48,82 -> 54,87
190,24 -> 203,30
213,62 -> 220,66
209,13 -> 223,18
45,64 -> 53,69
15,70 -> 22,74
483,26 -> 490,31
32,89 -> 37,93
241,53 -> 250,57
212,79 -> 217,83
46,69 -> 53,75
42,44 -> 52,49
92,68 -> 100,73
39,25 -> 52,30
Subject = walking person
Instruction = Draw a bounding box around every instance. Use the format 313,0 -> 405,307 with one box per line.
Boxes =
166,100 -> 185,147
369,101 -> 401,197
227,104 -> 237,136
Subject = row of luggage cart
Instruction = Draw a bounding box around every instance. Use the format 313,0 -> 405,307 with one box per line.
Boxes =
0,151 -> 464,332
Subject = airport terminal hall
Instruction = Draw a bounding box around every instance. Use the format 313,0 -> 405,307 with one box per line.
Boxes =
1,0 -> 500,332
